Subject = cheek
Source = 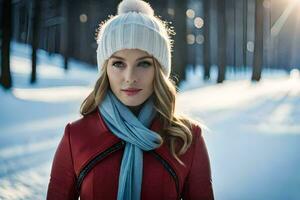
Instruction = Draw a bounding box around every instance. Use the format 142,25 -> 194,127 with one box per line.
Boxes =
107,69 -> 120,89
143,70 -> 155,90
134,70 -> 154,104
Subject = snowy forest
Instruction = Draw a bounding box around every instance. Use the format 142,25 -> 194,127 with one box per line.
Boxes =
0,0 -> 300,199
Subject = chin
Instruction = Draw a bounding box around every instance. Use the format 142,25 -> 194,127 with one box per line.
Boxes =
122,100 -> 143,107
120,97 -> 147,107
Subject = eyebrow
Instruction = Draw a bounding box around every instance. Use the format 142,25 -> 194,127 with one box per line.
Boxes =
110,55 -> 153,61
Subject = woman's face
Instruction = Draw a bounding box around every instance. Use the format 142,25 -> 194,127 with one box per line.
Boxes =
106,49 -> 155,107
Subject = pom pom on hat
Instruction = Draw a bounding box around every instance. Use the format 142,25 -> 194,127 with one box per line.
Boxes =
117,0 -> 154,16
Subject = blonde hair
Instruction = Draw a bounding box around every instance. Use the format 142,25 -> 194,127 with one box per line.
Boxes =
80,58 -> 196,166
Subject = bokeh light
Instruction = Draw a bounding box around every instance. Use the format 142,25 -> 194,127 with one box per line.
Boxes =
196,34 -> 204,44
79,14 -> 88,23
247,41 -> 254,52
187,34 -> 195,44
194,17 -> 204,29
186,9 -> 195,19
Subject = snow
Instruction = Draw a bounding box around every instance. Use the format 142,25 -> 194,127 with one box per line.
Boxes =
0,42 -> 299,200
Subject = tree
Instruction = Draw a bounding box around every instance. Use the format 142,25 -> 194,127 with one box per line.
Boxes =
251,0 -> 264,81
0,0 -> 12,89
30,0 -> 42,84
203,0 -> 211,80
172,0 -> 188,85
243,0 -> 248,69
61,0 -> 70,70
217,0 -> 227,83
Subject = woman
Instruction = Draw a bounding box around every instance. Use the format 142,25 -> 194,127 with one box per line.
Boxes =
46,0 -> 214,199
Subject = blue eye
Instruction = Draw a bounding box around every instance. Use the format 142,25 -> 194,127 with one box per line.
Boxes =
138,61 -> 152,68
112,61 -> 124,68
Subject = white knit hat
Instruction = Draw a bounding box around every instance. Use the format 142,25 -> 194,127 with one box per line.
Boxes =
96,0 -> 173,78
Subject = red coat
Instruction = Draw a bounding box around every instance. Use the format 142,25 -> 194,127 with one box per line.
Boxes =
46,109 -> 214,200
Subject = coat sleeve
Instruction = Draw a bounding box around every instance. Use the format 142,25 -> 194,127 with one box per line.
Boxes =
181,126 -> 214,200
46,123 -> 78,200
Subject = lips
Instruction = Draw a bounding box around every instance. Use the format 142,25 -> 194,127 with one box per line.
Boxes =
121,88 -> 142,96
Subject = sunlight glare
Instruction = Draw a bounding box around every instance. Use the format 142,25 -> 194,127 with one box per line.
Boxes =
290,68 -> 300,79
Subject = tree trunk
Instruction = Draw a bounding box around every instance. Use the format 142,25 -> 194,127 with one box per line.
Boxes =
61,0 -> 69,70
0,0 -> 12,89
217,0 -> 227,83
233,0 -> 236,71
251,0 -> 264,81
173,0 -> 188,85
30,0 -> 41,84
203,0 -> 211,81
243,0 -> 248,69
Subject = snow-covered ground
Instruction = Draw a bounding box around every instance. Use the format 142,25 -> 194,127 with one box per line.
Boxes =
0,42 -> 299,200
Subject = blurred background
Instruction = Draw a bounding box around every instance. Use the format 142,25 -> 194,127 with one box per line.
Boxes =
0,0 -> 299,199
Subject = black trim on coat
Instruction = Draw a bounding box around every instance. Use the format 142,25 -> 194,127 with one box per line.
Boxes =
75,141 -> 180,199
149,150 -> 180,199
76,141 -> 126,192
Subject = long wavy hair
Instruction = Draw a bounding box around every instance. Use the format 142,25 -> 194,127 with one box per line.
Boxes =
80,58 -> 196,166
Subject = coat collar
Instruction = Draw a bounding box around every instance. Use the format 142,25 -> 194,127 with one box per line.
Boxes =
73,108 -> 183,182
94,108 -> 167,151
95,108 -> 184,174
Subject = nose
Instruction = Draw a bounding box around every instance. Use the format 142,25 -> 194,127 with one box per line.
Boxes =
124,67 -> 138,83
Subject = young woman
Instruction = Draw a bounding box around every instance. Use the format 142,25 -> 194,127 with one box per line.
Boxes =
46,0 -> 214,199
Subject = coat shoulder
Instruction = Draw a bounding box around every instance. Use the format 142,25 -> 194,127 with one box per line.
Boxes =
66,109 -> 116,148
183,117 -> 203,140
69,110 -> 101,132
63,109 -> 120,175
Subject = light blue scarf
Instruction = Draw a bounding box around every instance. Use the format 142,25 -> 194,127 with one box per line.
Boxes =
98,90 -> 162,200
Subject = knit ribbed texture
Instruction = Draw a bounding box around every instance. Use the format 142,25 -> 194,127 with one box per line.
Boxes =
96,7 -> 172,77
